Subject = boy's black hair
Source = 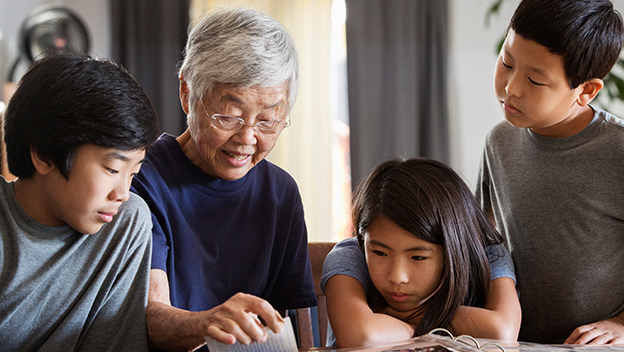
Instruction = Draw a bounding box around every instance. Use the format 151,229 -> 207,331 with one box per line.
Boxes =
510,0 -> 624,88
4,51 -> 160,179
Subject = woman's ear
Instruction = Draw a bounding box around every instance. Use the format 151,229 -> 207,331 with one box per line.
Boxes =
179,75 -> 190,114
577,78 -> 604,106
30,147 -> 54,176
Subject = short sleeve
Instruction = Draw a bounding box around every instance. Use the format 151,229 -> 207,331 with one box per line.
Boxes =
320,238 -> 373,294
487,244 -> 516,284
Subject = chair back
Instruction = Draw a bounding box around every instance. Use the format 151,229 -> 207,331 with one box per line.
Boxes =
296,241 -> 336,349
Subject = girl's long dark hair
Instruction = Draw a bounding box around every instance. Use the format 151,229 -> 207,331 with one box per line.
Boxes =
353,157 -> 503,336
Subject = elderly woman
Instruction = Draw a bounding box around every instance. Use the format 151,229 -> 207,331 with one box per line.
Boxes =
131,8 -> 316,351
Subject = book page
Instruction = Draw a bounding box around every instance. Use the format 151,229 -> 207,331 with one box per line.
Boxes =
204,316 -> 298,352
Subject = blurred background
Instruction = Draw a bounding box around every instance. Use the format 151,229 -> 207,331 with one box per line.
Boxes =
2,0 -> 624,242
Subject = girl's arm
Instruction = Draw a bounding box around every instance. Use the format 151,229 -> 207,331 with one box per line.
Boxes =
325,274 -> 416,348
449,276 -> 521,341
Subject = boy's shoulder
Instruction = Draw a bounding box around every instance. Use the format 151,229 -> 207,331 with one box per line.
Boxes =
94,192 -> 152,249
107,192 -> 152,238
0,178 -> 17,218
599,108 -> 624,129
486,108 -> 624,142
572,108 -> 624,141
489,120 -> 516,133
117,192 -> 151,221
485,120 -> 521,145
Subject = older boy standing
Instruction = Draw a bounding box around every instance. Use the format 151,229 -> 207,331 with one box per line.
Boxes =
477,0 -> 624,345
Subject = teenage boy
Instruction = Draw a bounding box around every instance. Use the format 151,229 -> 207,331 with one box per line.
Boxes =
0,52 -> 160,351
477,0 -> 624,345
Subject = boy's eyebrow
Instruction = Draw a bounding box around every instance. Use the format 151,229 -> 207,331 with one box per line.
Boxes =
106,151 -> 145,164
504,48 -> 549,77
526,64 -> 549,77
108,152 -> 130,162
503,47 -> 514,60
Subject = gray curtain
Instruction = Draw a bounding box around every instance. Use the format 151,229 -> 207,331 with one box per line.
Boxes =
346,0 -> 449,188
110,0 -> 189,135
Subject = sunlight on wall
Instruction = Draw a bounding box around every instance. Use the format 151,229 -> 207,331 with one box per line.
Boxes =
192,0 -> 352,241
328,0 -> 352,240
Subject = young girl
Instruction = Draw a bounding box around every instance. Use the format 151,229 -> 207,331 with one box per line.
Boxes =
322,157 -> 521,348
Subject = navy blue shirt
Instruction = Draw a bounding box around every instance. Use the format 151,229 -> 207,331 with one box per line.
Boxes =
132,133 -> 316,314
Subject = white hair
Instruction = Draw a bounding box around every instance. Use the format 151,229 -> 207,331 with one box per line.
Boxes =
179,7 -> 299,114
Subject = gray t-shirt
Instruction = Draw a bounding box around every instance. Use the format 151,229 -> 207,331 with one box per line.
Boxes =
320,237 -> 515,346
477,107 -> 624,343
0,179 -> 152,351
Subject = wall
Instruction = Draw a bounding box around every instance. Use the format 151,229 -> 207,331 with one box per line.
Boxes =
3,0 -> 624,239
448,0 -> 515,188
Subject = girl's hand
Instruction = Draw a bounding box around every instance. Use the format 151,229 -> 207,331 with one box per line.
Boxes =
326,275 -> 416,348
450,277 -> 520,341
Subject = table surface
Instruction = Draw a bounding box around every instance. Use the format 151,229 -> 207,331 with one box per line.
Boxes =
298,337 -> 624,352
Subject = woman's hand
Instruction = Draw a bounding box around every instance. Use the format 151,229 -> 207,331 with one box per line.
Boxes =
145,269 -> 284,352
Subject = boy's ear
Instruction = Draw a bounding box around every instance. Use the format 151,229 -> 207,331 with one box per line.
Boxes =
179,75 -> 190,114
30,147 -> 54,176
577,78 -> 604,106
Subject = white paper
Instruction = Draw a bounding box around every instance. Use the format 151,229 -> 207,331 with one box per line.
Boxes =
204,316 -> 298,352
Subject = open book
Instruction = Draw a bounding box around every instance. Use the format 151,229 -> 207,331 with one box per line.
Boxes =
324,334 -> 490,352
204,322 -> 624,352
204,323 -> 498,352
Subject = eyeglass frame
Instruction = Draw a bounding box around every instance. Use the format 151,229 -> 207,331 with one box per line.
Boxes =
199,99 -> 291,135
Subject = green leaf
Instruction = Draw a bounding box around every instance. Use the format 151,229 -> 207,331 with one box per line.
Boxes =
485,0 -> 505,27
604,70 -> 624,101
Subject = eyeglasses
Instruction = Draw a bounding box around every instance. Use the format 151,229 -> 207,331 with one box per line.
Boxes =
200,99 -> 290,135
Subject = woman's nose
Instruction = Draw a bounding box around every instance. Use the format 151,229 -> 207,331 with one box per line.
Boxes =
234,124 -> 258,145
